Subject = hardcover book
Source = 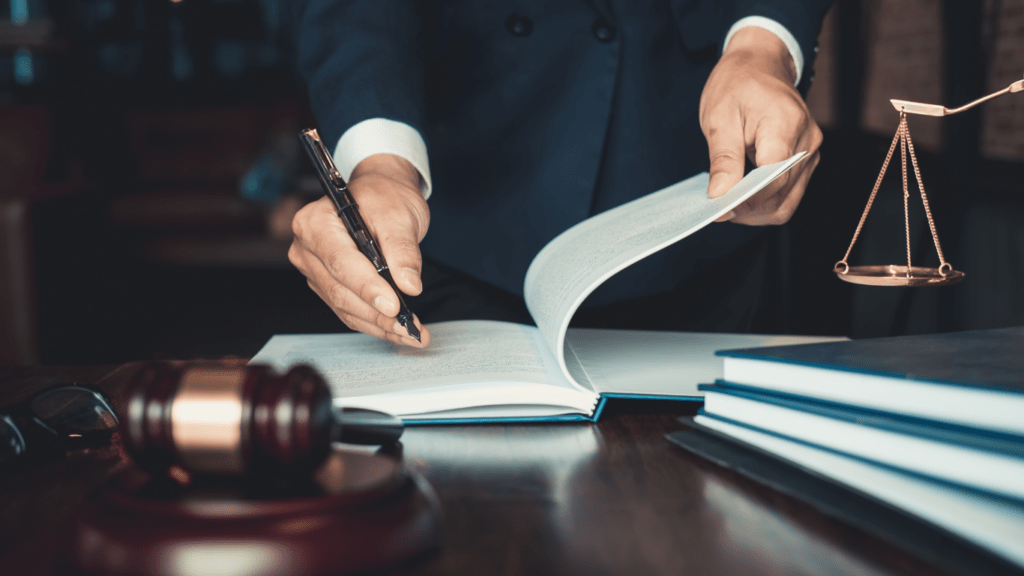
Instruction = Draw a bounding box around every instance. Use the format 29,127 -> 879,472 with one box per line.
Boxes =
251,154 -> 840,423
716,326 -> 1024,435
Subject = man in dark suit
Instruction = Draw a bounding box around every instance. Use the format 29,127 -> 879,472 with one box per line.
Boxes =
287,1 -> 834,347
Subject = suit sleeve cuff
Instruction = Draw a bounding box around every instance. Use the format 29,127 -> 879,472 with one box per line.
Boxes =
723,16 -> 804,86
333,118 -> 433,200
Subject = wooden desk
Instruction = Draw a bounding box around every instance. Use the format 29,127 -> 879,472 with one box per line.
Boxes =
0,364 -> 967,576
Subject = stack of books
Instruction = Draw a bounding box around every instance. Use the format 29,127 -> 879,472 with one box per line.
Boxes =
688,326 -> 1024,567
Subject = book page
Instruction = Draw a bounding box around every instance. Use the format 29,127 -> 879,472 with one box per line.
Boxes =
693,415 -> 1024,567
565,328 -> 847,397
523,153 -> 807,387
250,320 -> 578,401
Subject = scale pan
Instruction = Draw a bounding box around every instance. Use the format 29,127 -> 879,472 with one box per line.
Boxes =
835,265 -> 964,287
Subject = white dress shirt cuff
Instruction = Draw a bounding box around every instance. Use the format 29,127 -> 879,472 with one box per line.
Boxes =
333,118 -> 433,199
723,16 -> 804,86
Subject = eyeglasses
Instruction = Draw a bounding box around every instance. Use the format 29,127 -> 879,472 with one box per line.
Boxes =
0,385 -> 119,465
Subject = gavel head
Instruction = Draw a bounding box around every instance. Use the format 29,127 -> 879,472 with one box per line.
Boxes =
122,362 -> 333,478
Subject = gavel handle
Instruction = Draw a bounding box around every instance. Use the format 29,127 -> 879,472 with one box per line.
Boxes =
332,407 -> 405,446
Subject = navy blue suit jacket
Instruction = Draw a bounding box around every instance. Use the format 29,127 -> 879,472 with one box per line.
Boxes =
292,0 -> 832,302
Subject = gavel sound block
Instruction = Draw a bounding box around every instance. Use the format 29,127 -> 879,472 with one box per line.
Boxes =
71,363 -> 440,576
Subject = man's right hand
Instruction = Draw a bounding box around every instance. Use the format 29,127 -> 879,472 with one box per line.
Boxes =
289,153 -> 431,347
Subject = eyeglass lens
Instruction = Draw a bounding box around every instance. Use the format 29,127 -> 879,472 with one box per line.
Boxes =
29,387 -> 119,438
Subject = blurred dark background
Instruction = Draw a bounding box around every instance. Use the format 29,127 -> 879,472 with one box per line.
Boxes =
1,0 -> 1022,365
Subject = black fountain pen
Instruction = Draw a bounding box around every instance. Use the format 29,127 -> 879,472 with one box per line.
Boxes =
299,128 -> 421,343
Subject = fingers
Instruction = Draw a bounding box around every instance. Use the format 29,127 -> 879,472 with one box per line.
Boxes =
753,120 -> 799,167
700,36 -> 824,226
291,238 -> 431,347
293,198 -> 399,313
288,158 -> 432,347
710,104 -> 822,226
728,119 -> 799,221
731,150 -> 820,225
310,273 -> 430,348
729,111 -> 821,225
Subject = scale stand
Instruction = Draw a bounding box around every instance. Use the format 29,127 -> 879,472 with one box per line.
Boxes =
834,74 -> 1023,287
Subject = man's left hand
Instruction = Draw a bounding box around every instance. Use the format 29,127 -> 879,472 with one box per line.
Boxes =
700,26 -> 822,225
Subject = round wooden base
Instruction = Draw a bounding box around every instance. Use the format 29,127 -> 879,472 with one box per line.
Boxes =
72,450 -> 440,576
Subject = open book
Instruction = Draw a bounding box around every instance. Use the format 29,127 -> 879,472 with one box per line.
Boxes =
252,153 -> 841,423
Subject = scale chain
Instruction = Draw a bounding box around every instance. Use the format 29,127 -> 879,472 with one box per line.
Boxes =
902,118 -> 950,274
836,118 -> 903,270
901,116 -> 911,276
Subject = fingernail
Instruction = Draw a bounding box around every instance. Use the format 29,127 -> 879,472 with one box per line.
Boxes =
373,295 -> 393,314
393,321 -> 405,335
723,210 -> 736,220
403,267 -> 422,291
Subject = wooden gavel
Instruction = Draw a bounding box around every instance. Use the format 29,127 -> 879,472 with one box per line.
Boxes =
121,362 -> 403,477
74,364 -> 437,576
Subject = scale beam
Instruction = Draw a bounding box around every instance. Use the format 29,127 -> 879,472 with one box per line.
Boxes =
890,75 -> 1024,116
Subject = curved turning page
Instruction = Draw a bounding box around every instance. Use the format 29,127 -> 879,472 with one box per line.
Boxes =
523,153 -> 807,392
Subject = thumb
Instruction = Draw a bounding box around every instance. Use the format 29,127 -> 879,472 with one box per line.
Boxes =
705,124 -> 747,201
376,213 -> 426,297
349,154 -> 430,300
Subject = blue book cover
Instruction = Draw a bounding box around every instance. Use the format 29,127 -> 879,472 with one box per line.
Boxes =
717,326 -> 1024,395
698,382 -> 1024,502
713,327 -> 1024,436
700,382 -> 1024,454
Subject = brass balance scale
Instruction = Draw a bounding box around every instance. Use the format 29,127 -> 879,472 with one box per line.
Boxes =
834,75 -> 1024,287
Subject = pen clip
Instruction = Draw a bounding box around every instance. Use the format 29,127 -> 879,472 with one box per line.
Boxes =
299,128 -> 347,189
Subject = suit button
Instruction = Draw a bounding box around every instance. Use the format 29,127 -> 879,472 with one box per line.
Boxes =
506,14 -> 533,37
592,19 -> 616,43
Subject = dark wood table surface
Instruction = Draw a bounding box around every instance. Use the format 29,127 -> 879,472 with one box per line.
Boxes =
0,364 -> 963,576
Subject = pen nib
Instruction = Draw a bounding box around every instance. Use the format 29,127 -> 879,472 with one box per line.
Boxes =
400,314 -> 421,343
